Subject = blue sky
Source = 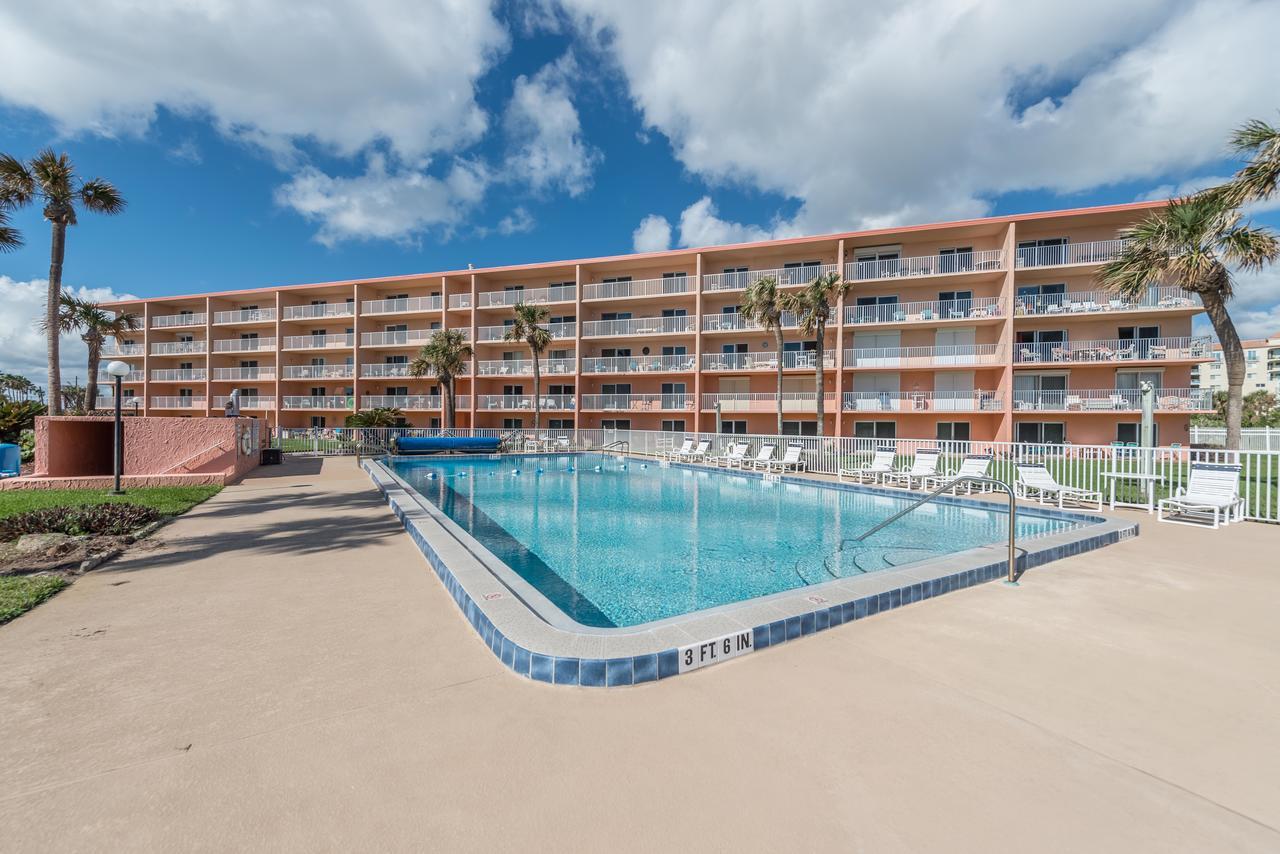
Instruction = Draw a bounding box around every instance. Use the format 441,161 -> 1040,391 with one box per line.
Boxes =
1,0 -> 1278,381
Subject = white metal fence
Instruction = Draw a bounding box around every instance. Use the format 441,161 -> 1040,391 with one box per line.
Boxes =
272,426 -> 1280,523
1191,427 -> 1280,452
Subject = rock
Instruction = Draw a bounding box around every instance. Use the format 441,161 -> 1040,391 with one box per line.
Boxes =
13,533 -> 79,555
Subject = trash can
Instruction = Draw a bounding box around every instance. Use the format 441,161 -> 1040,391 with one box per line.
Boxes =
0,443 -> 19,478
260,447 -> 282,465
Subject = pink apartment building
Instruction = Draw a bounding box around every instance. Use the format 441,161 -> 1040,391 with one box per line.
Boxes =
102,201 -> 1212,446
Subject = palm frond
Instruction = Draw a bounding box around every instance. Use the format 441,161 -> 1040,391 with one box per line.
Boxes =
1220,223 -> 1280,273
0,208 -> 21,251
740,276 -> 783,330
410,329 -> 472,381
0,153 -> 35,206
1227,118 -> 1280,155
80,178 -> 126,215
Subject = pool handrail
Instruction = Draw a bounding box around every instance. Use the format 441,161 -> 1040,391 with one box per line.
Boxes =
851,476 -> 1020,584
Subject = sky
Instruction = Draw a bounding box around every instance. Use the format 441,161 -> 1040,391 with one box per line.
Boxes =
1,0 -> 1279,385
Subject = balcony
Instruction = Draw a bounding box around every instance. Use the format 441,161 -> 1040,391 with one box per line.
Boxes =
152,312 -> 206,328
360,296 -> 442,315
580,394 -> 695,411
844,249 -> 1004,282
213,337 -> 276,353
702,392 -> 837,413
151,396 -> 205,408
477,321 -> 575,341
702,264 -> 839,292
95,396 -> 142,411
103,343 -> 143,356
281,396 -> 353,409
213,308 -> 277,324
583,276 -> 693,300
448,293 -> 472,309
1013,388 -> 1213,412
282,303 -> 353,320
97,370 -> 144,383
282,365 -> 355,380
361,329 -> 437,347
842,391 -> 1003,412
282,333 -> 354,350
212,395 -> 276,409
211,367 -> 276,381
360,363 -> 410,379
478,285 -> 575,308
1015,286 -> 1200,316
360,395 -> 441,410
150,341 -> 206,355
150,368 -> 206,382
581,355 -> 696,373
702,311 -> 801,333
701,350 -> 835,371
1015,336 -> 1212,364
844,297 -> 1002,325
476,358 -> 576,376
477,394 -> 576,411
1015,239 -> 1131,269
580,316 -> 695,337
844,344 -> 1001,368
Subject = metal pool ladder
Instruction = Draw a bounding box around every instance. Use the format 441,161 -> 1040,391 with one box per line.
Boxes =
851,476 -> 1021,585
601,439 -> 629,453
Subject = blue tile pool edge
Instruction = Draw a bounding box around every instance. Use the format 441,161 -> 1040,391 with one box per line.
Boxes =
364,457 -> 1137,688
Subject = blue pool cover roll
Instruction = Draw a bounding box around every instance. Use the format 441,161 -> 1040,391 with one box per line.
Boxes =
394,436 -> 501,454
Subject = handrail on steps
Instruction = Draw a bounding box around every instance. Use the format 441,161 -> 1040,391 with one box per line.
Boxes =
851,476 -> 1022,585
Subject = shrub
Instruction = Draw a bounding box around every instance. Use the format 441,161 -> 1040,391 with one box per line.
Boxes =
18,429 -> 34,464
0,503 -> 161,540
0,401 -> 46,444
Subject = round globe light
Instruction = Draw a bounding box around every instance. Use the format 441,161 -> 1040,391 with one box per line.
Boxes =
105,360 -> 132,378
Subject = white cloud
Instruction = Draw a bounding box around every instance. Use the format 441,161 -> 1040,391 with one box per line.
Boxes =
562,0 -> 1280,236
275,154 -> 489,246
497,207 -> 536,236
1212,265 -> 1280,339
168,138 -> 203,165
631,213 -> 672,252
675,197 -> 793,247
502,54 -> 600,196
0,277 -> 137,387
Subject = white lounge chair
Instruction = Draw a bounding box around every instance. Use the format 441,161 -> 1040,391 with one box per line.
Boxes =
746,444 -> 777,470
680,440 -> 712,463
765,442 -> 806,473
839,447 -> 895,483
1015,463 -> 1102,510
712,442 -> 749,468
884,448 -> 942,489
662,438 -> 694,460
922,454 -> 993,494
1158,462 -> 1244,528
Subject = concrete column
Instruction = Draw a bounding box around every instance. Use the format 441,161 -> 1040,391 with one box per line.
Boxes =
693,252 -> 703,433
573,263 -> 583,430
204,297 -> 212,416
468,275 -> 478,427
834,238 -> 846,438
352,283 -> 362,416
141,302 -> 151,416
997,221 -> 1018,443
273,291 -> 282,429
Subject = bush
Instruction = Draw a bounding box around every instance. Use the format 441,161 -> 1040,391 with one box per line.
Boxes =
18,429 -> 34,464
0,503 -> 161,540
0,401 -> 46,444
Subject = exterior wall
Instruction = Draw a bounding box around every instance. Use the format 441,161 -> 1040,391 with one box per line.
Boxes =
103,201 -> 1212,443
1192,334 -> 1280,396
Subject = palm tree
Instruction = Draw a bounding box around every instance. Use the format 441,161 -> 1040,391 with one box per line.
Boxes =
0,373 -> 41,403
1215,117 -> 1280,208
49,295 -> 141,412
740,276 -> 789,434
346,407 -> 404,428
0,150 -> 125,415
504,302 -> 553,431
781,271 -> 849,436
0,207 -> 21,252
409,329 -> 473,428
1099,196 -> 1277,449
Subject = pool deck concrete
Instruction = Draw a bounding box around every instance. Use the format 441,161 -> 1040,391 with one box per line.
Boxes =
1,457 -> 1277,852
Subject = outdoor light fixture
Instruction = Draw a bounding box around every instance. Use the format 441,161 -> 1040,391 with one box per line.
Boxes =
105,360 -> 131,495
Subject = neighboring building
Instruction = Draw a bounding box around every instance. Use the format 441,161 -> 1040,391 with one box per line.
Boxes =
102,201 -> 1213,445
1191,332 -> 1280,397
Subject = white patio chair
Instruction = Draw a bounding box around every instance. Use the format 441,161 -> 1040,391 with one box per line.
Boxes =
680,440 -> 712,463
712,442 -> 749,468
839,447 -> 895,483
922,453 -> 994,494
765,442 -> 807,473
884,448 -> 942,489
662,438 -> 693,460
1158,463 -> 1244,529
1014,463 -> 1103,510
746,444 -> 777,470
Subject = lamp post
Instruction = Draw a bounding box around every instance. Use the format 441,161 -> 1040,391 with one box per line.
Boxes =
105,360 -> 131,495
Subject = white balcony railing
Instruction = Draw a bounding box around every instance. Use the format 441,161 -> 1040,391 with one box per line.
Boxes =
844,343 -> 1001,368
360,395 -> 441,410
97,370 -> 145,383
477,321 -> 575,341
281,396 -> 354,409
211,367 -> 276,381
360,296 -> 443,315
213,337 -> 276,353
1015,239 -> 1132,269
282,303 -> 354,320
360,329 -> 435,347
580,316 -> 696,337
844,249 -> 1004,281
360,363 -> 410,379
701,350 -> 835,371
213,308 -> 277,324
103,343 -> 143,356
701,263 -> 839,292
150,340 -> 206,355
580,394 -> 696,411
477,394 -> 576,410
1015,336 -> 1212,364
844,297 -> 1003,325
701,311 -> 802,332
478,285 -> 575,307
282,365 -> 355,379
582,276 -> 693,300
212,395 -> 276,409
702,392 -> 838,413
475,358 -> 576,375
151,396 -> 205,408
581,355 -> 697,373
95,396 -> 142,411
1012,388 -> 1213,412
1015,286 -> 1200,316
842,391 -> 1003,412
448,293 -> 473,309
150,368 -> 206,382
152,312 -> 206,328
282,333 -> 354,350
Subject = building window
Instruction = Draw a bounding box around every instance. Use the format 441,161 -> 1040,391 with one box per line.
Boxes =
1016,422 -> 1065,444
1116,423 -> 1158,445
854,421 -> 896,439
782,420 -> 819,436
310,416 -> 326,428
661,419 -> 686,432
936,421 -> 971,442
720,420 -> 747,434
601,419 -> 631,430
548,419 -> 574,430
502,418 -> 524,429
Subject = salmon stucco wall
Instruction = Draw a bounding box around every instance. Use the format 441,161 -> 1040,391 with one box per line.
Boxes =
33,416 -> 264,481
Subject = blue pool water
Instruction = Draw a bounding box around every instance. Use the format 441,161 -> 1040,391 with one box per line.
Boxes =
388,454 -> 1078,628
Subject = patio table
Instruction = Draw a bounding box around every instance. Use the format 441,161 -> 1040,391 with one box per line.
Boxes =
1101,470 -> 1164,514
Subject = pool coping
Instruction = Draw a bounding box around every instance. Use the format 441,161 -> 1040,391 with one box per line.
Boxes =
365,455 -> 1138,687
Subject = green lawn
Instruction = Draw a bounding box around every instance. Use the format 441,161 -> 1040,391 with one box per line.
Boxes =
0,485 -> 222,521
0,575 -> 69,625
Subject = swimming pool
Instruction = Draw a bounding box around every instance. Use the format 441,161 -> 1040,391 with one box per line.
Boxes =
386,453 -> 1079,629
